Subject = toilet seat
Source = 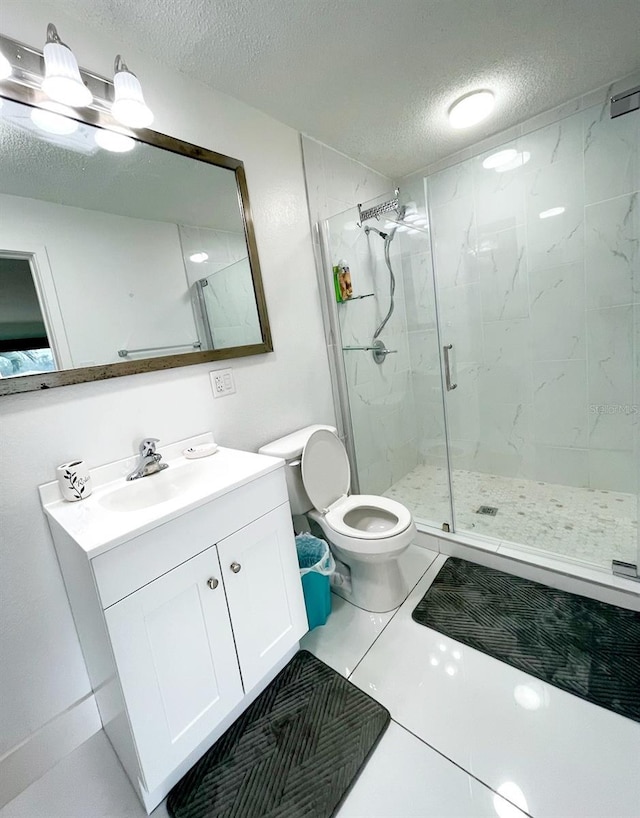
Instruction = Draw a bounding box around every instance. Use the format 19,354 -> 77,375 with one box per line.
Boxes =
325,494 -> 412,540
301,429 -> 412,543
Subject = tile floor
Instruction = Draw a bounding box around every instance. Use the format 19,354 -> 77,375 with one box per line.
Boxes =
385,463 -> 638,568
3,545 -> 639,818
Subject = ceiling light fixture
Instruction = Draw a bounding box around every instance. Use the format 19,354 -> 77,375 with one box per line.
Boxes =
42,23 -> 92,108
112,55 -> 154,129
448,90 -> 495,129
94,129 -> 136,153
539,206 -> 566,219
0,49 -> 11,80
482,148 -> 517,170
189,252 -> 209,263
31,101 -> 79,135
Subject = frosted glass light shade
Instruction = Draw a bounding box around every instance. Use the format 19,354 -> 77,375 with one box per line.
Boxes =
112,70 -> 154,128
0,49 -> 12,80
448,90 -> 494,129
42,42 -> 92,107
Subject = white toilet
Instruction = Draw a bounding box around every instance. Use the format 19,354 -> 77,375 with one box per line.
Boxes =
259,425 -> 416,612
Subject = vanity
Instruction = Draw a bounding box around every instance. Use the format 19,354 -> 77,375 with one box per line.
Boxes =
39,434 -> 308,812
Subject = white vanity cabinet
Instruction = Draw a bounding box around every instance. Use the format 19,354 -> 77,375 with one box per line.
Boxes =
41,443 -> 308,813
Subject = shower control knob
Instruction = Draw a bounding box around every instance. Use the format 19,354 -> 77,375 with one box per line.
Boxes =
207,577 -> 219,590
230,562 -> 241,574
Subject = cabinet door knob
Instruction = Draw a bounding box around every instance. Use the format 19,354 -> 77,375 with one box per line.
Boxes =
207,577 -> 219,590
230,562 -> 241,574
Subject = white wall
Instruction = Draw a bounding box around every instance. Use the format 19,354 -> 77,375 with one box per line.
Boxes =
0,194 -> 197,367
0,0 -> 334,801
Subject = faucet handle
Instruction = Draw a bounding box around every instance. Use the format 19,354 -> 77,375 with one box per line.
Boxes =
139,438 -> 160,457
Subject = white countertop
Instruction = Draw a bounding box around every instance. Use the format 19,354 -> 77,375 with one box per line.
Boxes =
39,433 -> 284,557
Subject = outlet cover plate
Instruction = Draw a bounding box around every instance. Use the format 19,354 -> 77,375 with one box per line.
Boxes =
210,368 -> 236,398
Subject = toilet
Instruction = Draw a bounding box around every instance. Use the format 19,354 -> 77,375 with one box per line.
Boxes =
259,425 -> 416,612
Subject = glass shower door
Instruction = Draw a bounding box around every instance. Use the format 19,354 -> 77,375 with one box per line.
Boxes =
321,194 -> 453,530
426,100 -> 639,570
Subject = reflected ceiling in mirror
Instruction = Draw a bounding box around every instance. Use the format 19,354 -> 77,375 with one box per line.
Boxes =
0,93 -> 271,395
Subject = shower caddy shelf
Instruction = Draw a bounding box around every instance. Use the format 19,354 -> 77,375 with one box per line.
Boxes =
338,293 -> 375,302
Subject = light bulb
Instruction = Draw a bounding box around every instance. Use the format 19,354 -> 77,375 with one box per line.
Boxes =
0,49 -> 12,80
31,102 -> 79,135
189,252 -> 209,263
42,27 -> 92,108
448,90 -> 495,129
94,129 -> 135,153
112,59 -> 153,129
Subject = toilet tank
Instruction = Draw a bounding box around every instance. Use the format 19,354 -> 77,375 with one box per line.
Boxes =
258,425 -> 337,515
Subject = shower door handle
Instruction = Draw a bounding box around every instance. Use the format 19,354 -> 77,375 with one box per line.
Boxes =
443,344 -> 457,391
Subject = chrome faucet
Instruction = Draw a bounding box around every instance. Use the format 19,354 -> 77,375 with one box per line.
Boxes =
126,438 -> 169,481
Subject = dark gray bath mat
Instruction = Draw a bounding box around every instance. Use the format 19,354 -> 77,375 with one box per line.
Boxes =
412,558 -> 640,722
166,650 -> 390,818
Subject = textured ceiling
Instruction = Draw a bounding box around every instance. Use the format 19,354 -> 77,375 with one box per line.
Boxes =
38,0 -> 640,177
0,98 -> 244,230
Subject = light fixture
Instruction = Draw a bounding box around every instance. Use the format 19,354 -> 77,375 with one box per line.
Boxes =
42,24 -> 92,108
482,149 -> 517,170
31,101 -> 79,135
539,206 -> 566,219
189,252 -> 209,263
94,129 -> 135,153
0,49 -> 11,80
495,150 -> 530,173
448,90 -> 495,129
112,55 -> 154,129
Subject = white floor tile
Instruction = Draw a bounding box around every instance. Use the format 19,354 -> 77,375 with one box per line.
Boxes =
300,593 -> 394,677
337,722 -> 529,818
349,559 -> 640,818
301,545 -> 437,677
0,731 -> 167,818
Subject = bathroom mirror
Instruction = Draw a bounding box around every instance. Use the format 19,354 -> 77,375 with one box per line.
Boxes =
0,92 -> 272,395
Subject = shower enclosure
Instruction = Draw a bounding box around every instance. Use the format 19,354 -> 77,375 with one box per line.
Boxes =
319,94 -> 639,579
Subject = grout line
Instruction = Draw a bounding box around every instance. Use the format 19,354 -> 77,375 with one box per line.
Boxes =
346,555 -> 438,680
388,720 -> 535,818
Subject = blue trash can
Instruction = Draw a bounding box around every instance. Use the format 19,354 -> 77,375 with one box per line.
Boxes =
295,533 -> 335,630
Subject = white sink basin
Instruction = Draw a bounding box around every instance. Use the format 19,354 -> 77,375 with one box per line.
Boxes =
38,433 -> 284,557
98,463 -> 205,513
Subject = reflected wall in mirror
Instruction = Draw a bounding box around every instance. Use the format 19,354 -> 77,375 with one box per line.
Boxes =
0,94 -> 272,394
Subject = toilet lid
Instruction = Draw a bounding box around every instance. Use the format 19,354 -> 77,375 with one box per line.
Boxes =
301,429 -> 351,513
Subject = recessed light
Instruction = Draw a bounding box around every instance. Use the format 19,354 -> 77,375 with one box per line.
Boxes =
495,150 -> 530,173
31,102 -> 79,135
539,206 -> 566,219
448,90 -> 495,129
482,149 -> 517,170
189,252 -> 209,263
94,129 -> 136,153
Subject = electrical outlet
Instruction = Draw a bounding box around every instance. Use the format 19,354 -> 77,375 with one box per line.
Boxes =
210,368 -> 236,398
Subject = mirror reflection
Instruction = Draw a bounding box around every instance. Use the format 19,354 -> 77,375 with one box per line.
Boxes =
0,96 -> 265,381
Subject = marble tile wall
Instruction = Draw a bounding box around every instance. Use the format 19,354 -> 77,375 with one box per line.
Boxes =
405,89 -> 639,494
301,136 -> 419,493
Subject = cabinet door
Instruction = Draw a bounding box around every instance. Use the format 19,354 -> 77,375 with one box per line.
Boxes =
104,544 -> 243,792
219,502 -> 308,692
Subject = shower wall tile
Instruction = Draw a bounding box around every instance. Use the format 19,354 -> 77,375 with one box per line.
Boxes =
583,102 -> 640,205
588,408 -> 635,453
445,363 -> 481,443
477,226 -> 529,322
532,360 -> 588,448
588,449 -> 636,494
480,319 -> 534,405
586,305 -> 634,405
585,192 -> 639,309
472,142 -> 526,230
427,160 -> 473,208
430,196 -> 478,289
520,113 -> 583,174
534,446 -> 590,488
404,251 -> 436,331
529,262 -> 586,361
437,282 -> 483,363
525,157 -> 585,271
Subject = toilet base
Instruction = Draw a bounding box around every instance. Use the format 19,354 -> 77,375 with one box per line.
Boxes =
330,546 -> 408,613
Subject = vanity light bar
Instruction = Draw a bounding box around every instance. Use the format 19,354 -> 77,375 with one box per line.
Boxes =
118,342 -> 202,358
